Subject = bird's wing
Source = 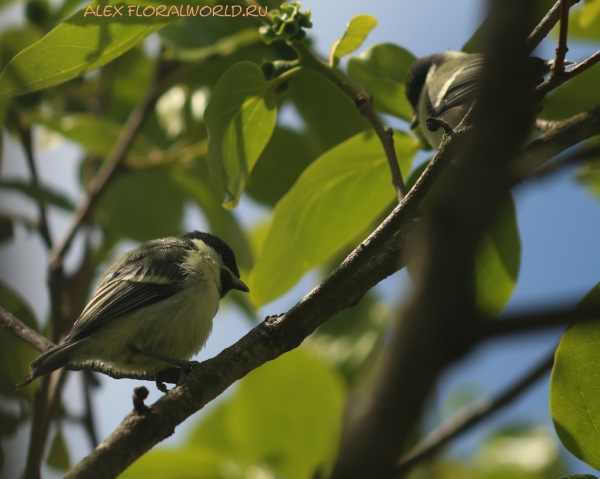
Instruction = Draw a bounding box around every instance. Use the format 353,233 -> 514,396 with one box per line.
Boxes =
434,56 -> 484,117
64,242 -> 190,343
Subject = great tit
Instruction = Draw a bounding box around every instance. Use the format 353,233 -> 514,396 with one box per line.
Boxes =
16,231 -> 249,392
405,51 -> 554,148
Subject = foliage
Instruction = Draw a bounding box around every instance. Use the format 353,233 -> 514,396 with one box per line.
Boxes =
0,0 -> 599,477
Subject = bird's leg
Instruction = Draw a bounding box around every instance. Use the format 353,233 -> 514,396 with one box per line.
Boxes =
128,345 -> 200,387
153,371 -> 169,393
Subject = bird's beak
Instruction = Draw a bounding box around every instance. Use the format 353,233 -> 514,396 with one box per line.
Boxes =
410,114 -> 419,130
224,266 -> 250,293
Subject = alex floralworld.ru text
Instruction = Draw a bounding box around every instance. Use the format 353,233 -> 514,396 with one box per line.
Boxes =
83,4 -> 268,17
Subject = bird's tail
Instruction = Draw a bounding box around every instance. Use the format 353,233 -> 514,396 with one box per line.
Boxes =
15,341 -> 78,390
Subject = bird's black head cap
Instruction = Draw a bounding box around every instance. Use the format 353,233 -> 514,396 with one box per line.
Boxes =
405,54 -> 445,112
179,231 -> 242,297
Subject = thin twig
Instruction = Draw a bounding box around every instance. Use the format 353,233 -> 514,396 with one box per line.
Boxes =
48,65 -> 160,270
11,111 -> 53,249
82,372 -> 100,448
552,0 -> 571,74
394,351 -> 555,477
0,305 -> 53,352
525,145 -> 600,181
537,48 -> 600,96
526,0 -> 581,54
356,94 -> 407,200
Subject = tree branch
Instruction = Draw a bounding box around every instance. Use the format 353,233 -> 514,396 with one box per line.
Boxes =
394,351 -> 555,477
0,305 -> 53,352
526,0 -> 581,54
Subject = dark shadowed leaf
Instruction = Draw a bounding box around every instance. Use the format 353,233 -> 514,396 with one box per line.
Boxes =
347,43 -> 416,121
245,127 -> 313,206
96,167 -> 185,242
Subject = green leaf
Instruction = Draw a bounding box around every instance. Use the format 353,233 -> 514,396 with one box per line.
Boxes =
249,130 -> 418,308
330,14 -> 378,66
96,167 -> 186,242
550,281 -> 600,470
120,447 -> 222,479
566,3 -> 600,40
34,113 -> 157,160
580,0 -> 600,28
0,0 -> 173,99
228,349 -> 345,479
475,195 -> 521,317
576,150 -> 600,201
245,127 -> 314,206
541,65 -> 600,120
347,43 -> 417,121
205,61 -> 277,209
288,69 -> 370,155
165,28 -> 261,62
0,180 -> 75,211
47,428 -> 70,471
0,280 -> 39,398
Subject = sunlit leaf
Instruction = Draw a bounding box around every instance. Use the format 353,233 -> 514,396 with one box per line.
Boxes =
475,195 -> 521,317
0,280 -> 39,398
0,0 -> 174,99
329,14 -> 378,66
205,61 -> 277,209
347,43 -> 416,121
96,167 -> 185,242
47,428 -> 70,471
249,130 -> 418,308
580,0 -> 600,29
165,28 -> 261,62
0,180 -> 75,211
228,349 -> 345,479
120,447 -> 222,478
550,281 -> 600,470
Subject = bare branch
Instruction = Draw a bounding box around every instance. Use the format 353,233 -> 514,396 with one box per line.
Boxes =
48,65 -> 160,269
526,0 -> 581,54
0,305 -> 53,352
394,351 -> 555,477
552,0 -> 571,74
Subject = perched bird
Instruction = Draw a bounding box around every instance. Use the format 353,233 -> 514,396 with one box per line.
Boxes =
16,231 -> 249,392
405,51 -> 555,148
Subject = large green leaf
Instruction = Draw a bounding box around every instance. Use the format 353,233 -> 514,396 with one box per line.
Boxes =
347,43 -> 416,121
120,447 -> 222,479
204,61 -> 277,209
569,1 -> 600,40
475,195 -> 521,317
0,281 -> 39,398
0,0 -> 173,99
245,126 -> 314,206
249,130 -> 418,308
228,349 -> 345,479
329,14 -> 378,66
288,69 -> 370,155
96,167 -> 185,242
576,148 -> 600,201
550,282 -> 600,470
